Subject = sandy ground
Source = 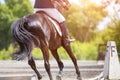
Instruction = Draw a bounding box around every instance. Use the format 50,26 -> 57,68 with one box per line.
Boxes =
0,60 -> 104,80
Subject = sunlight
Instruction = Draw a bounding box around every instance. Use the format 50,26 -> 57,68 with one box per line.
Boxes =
29,0 -> 113,31
69,0 -> 80,4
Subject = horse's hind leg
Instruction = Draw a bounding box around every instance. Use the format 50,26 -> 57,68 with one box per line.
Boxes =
51,49 -> 64,78
28,56 -> 42,80
40,41 -> 53,80
63,44 -> 82,80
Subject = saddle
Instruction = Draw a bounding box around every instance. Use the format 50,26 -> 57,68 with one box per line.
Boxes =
36,11 -> 62,37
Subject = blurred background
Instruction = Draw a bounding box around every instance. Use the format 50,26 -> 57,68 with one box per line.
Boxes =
0,0 -> 120,60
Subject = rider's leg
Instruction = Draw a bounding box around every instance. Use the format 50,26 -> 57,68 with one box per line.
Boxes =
60,21 -> 75,45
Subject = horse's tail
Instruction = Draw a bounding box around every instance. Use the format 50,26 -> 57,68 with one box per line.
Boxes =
11,17 -> 39,60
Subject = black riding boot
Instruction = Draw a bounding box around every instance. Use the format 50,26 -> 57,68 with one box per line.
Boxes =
59,21 -> 75,45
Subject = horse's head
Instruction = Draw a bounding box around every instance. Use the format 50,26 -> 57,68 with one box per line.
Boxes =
52,0 -> 71,10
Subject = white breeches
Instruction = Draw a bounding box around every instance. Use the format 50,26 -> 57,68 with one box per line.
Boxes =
34,8 -> 65,23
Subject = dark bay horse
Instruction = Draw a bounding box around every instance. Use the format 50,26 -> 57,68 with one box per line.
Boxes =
11,12 -> 81,80
11,11 -> 81,80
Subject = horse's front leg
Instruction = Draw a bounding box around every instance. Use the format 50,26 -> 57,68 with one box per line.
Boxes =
40,41 -> 53,80
28,56 -> 42,80
63,44 -> 82,80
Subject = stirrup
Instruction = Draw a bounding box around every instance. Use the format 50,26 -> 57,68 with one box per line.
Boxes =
68,38 -> 75,42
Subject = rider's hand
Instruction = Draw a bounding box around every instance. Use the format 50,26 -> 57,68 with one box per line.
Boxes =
63,2 -> 71,10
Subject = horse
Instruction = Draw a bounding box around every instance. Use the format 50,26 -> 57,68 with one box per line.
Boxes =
11,1 -> 81,80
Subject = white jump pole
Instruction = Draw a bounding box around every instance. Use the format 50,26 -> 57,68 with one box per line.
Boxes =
103,41 -> 120,79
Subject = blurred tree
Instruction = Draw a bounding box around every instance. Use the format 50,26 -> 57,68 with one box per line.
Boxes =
96,19 -> 120,56
99,0 -> 120,54
0,4 -> 14,50
0,0 -> 33,50
108,20 -> 120,53
63,2 -> 107,42
5,0 -> 33,18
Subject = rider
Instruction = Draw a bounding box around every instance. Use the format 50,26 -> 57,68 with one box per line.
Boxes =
34,0 -> 74,45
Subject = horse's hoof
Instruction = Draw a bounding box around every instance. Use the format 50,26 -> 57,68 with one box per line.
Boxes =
77,76 -> 82,80
32,75 -> 42,80
38,76 -> 42,80
56,75 -> 62,80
